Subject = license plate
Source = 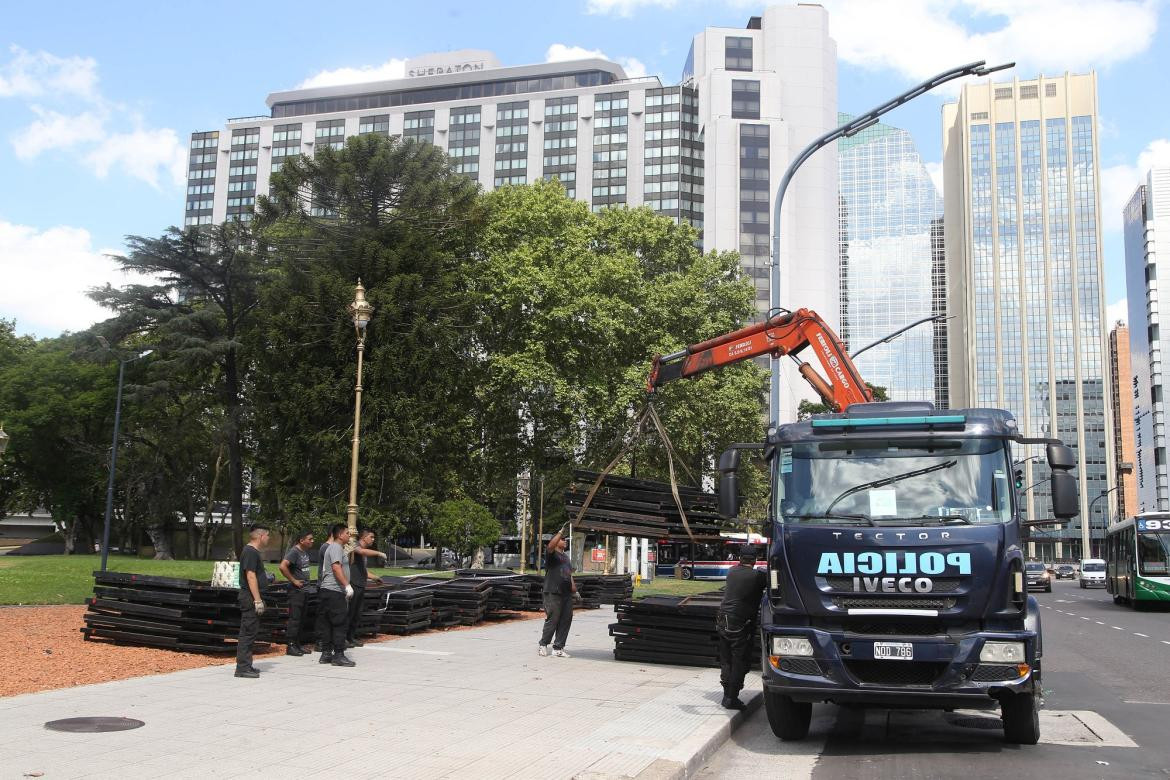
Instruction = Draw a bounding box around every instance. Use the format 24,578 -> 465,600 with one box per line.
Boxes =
873,642 -> 914,660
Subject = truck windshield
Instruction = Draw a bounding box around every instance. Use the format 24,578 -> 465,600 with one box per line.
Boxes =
1138,532 -> 1170,575
775,437 -> 1012,525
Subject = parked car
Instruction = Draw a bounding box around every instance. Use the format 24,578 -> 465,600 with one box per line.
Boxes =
1054,564 -> 1076,580
1024,560 -> 1052,592
1079,558 -> 1106,589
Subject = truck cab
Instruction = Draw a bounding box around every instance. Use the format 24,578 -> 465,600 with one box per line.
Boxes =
717,402 -> 1079,745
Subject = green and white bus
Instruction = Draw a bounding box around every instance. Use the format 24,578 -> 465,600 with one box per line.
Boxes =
1105,513 -> 1170,606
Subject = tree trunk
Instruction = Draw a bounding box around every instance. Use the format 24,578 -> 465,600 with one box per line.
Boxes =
224,347 -> 245,555
62,516 -> 77,555
470,546 -> 485,569
203,445 -> 225,560
185,494 -> 197,560
146,525 -> 174,559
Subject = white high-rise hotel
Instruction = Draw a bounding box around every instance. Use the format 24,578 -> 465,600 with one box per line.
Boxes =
185,4 -> 838,423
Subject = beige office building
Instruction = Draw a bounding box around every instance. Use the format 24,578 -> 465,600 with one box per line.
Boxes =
1109,323 -> 1138,520
942,73 -> 1115,560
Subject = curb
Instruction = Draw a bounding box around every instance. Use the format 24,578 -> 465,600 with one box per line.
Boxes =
632,689 -> 763,780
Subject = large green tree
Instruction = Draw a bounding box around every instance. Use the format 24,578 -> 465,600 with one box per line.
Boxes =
90,222 -> 261,552
472,181 -> 768,527
251,133 -> 482,542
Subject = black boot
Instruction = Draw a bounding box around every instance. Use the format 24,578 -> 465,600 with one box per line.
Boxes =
318,651 -> 334,664
331,653 -> 356,667
286,644 -> 305,656
234,667 -> 259,679
721,695 -> 746,710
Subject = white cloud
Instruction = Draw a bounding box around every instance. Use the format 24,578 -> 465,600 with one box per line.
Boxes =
585,0 -> 676,15
0,45 -> 99,101
10,106 -> 106,159
924,161 -> 944,195
0,220 -> 125,337
821,0 -> 1158,84
546,44 -> 648,79
84,127 -> 188,189
1100,138 -> 1170,232
297,58 -> 408,89
1106,297 -> 1128,327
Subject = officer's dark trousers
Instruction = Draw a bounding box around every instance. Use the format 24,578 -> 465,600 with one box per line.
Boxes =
539,592 -> 574,650
716,614 -> 755,698
317,589 -> 349,656
236,594 -> 259,670
346,585 -> 366,641
286,586 -> 307,645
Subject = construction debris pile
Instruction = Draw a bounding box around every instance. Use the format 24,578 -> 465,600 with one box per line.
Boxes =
609,594 -> 761,669
564,470 -> 731,541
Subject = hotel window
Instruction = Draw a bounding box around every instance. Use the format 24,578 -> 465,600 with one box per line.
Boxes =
731,80 -> 760,120
725,36 -> 753,71
358,114 -> 390,135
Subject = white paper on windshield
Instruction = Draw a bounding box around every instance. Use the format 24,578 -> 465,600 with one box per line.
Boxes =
869,489 -> 897,516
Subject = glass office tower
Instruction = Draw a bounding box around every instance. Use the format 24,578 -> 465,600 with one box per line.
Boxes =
838,113 -> 943,406
943,73 -> 1114,560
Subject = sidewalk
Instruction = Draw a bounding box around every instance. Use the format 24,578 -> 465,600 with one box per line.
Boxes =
0,608 -> 759,780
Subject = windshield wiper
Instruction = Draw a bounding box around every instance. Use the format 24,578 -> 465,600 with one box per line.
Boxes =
786,512 -> 875,526
825,460 -> 959,515
876,514 -> 974,526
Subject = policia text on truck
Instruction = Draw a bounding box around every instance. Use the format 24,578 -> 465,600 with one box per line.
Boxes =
648,309 -> 1080,745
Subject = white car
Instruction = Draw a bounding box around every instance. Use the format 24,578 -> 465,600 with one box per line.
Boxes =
1079,558 -> 1106,588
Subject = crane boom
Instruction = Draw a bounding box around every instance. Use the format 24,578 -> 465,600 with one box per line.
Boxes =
646,308 -> 873,412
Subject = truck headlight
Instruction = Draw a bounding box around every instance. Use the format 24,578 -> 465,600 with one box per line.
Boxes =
771,636 -> 814,657
980,641 -> 1025,663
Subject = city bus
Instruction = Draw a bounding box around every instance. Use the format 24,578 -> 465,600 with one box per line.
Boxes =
654,532 -> 768,580
1105,513 -> 1170,606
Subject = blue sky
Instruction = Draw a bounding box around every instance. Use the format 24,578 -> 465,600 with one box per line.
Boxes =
2,0 -> 1167,337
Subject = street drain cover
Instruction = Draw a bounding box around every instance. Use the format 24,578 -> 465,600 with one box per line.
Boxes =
44,717 -> 144,733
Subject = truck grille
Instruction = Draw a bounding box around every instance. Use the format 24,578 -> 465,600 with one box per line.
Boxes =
833,596 -> 955,610
970,664 -> 1023,682
775,658 -> 823,676
842,621 -> 944,636
844,660 -> 947,686
825,577 -> 961,594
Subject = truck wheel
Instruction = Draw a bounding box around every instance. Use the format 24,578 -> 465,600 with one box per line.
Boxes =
1001,692 -> 1040,745
682,567 -> 694,580
764,690 -> 812,741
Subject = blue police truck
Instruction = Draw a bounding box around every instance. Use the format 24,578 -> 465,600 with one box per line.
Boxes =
716,402 -> 1080,744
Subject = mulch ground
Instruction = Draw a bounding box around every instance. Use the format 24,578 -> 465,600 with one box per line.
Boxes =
0,605 -> 544,698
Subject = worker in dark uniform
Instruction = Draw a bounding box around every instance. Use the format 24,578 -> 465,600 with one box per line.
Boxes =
235,524 -> 270,679
717,548 -> 767,709
313,526 -> 336,656
538,524 -> 576,658
318,523 -> 356,667
278,530 -> 314,656
345,528 -> 388,648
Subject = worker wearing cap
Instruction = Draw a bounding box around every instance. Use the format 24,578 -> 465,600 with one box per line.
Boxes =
716,548 -> 766,709
538,524 -> 577,658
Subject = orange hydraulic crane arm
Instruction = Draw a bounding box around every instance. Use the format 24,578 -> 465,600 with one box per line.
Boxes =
646,308 -> 873,412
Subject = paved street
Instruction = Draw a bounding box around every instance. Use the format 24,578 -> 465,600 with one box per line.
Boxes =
0,608 -> 755,780
697,580 -> 1170,779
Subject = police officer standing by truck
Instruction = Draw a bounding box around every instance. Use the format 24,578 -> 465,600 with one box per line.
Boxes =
716,548 -> 766,709
278,530 -> 314,656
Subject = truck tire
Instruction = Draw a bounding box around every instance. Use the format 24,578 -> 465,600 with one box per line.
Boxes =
1001,692 -> 1039,745
764,690 -> 811,741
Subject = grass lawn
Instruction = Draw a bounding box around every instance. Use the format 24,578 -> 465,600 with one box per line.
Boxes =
632,577 -> 723,598
0,555 -> 450,606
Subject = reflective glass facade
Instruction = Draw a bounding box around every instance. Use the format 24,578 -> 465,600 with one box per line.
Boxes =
837,114 -> 943,406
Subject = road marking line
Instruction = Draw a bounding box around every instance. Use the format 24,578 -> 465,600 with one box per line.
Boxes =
1123,700 -> 1170,706
1162,641 -> 1170,646
1112,626 -> 1124,630
1134,633 -> 1149,638
1081,617 -> 1091,620
1096,621 -> 1105,625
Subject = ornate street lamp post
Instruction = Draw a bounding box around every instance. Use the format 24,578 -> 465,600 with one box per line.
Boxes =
346,280 -> 374,541
519,472 -> 531,573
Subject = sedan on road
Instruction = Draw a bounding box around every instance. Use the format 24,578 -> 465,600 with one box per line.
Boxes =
1054,564 -> 1076,580
1025,561 -> 1052,592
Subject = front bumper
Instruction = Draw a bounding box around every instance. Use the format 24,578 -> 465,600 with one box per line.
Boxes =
1025,578 -> 1051,590
1080,578 -> 1106,588
761,625 -> 1038,708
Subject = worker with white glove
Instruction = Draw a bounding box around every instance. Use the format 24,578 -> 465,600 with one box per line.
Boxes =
235,524 -> 271,679
316,523 -> 357,668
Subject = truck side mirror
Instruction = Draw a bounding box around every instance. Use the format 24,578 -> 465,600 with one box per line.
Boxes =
1047,443 -> 1079,519
718,447 -> 741,520
1051,472 -> 1079,518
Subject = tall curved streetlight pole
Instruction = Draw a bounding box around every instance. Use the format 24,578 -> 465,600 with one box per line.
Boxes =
346,280 -> 374,542
1088,486 -> 1120,559
768,60 -> 1013,423
95,337 -> 153,571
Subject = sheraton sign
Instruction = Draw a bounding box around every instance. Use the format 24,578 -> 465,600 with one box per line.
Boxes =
404,50 -> 501,79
